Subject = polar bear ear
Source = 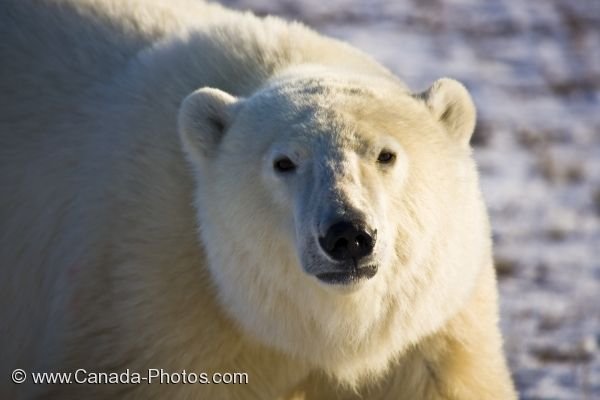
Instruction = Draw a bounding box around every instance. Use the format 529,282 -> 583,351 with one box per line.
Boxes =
178,87 -> 240,159
418,78 -> 476,147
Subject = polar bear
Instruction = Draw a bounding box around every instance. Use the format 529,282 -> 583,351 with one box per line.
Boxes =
0,0 -> 516,399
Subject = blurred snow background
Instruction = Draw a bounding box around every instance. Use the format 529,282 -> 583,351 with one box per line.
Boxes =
216,1 -> 600,398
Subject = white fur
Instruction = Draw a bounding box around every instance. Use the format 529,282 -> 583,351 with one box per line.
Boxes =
0,1 -> 515,399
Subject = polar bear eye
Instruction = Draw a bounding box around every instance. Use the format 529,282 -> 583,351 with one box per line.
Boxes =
274,157 -> 297,173
377,150 -> 396,164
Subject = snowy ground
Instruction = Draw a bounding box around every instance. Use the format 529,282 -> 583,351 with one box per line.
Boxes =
218,1 -> 600,398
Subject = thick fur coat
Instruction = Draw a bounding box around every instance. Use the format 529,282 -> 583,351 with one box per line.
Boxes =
0,0 -> 516,398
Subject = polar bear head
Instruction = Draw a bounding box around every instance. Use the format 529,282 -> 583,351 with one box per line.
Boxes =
178,67 -> 486,384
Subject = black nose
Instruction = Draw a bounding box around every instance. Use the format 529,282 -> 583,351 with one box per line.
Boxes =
319,220 -> 376,261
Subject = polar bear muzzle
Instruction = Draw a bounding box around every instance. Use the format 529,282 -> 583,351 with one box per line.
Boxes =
314,219 -> 378,284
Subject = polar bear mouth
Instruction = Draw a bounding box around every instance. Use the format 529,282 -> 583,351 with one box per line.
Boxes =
315,264 -> 378,285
